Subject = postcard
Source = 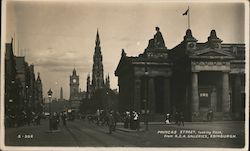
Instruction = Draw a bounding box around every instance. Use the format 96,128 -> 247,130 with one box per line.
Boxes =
1,0 -> 249,151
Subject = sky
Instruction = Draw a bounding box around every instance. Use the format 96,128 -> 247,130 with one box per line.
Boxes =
5,0 -> 245,99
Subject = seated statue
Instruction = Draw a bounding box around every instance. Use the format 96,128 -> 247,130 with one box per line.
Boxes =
154,27 -> 166,48
146,27 -> 166,49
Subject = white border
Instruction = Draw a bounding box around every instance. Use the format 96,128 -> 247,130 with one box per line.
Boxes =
1,0 -> 249,151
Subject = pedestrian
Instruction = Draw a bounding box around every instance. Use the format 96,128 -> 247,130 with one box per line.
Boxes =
207,112 -> 211,121
175,111 -> 179,125
113,111 -> 119,131
56,112 -> 60,125
165,113 -> 170,124
61,112 -> 67,126
209,110 -> 213,121
35,113 -> 41,125
179,112 -> 184,126
108,111 -> 115,134
96,109 -> 100,125
130,111 -> 135,129
133,111 -> 139,130
207,109 -> 213,121
52,112 -> 59,130
124,111 -> 130,129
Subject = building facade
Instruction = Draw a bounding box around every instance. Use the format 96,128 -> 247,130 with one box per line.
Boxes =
5,39 -> 44,127
170,29 -> 245,121
115,28 -> 245,121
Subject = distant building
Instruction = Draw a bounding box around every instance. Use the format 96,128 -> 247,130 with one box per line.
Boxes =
35,72 -> 43,113
69,68 -> 80,101
115,27 -> 245,121
69,68 -> 82,111
44,99 -> 69,113
60,87 -> 63,100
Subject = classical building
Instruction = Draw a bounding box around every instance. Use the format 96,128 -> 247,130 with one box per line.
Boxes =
115,27 -> 172,115
115,27 -> 245,121
170,29 -> 245,121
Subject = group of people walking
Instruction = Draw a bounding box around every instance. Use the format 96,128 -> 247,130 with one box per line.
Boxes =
49,111 -> 68,131
165,111 -> 185,126
123,111 -> 140,130
87,109 -> 141,134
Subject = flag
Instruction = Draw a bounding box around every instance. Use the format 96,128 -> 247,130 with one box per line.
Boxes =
182,8 -> 189,16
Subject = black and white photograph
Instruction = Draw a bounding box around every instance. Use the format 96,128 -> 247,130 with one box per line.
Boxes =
1,0 -> 249,150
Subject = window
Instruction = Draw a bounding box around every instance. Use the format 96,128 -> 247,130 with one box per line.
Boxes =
200,92 -> 208,97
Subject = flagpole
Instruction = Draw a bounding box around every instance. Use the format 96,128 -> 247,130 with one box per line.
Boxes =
188,6 -> 190,29
14,32 -> 15,55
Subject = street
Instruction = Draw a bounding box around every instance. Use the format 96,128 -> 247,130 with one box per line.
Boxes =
5,119 -> 245,148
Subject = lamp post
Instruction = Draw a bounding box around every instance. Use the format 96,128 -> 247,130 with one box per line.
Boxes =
144,63 -> 149,131
47,88 -> 53,131
25,86 -> 29,112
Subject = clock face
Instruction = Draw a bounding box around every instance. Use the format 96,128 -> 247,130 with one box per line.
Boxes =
73,79 -> 77,83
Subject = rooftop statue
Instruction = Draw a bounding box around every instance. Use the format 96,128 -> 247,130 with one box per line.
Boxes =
147,27 -> 166,49
154,27 -> 166,48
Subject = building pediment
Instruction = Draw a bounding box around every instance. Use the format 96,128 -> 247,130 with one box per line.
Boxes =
115,55 -> 132,76
190,48 -> 234,59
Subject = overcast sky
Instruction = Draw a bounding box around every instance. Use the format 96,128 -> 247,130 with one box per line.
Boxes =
5,0 -> 245,99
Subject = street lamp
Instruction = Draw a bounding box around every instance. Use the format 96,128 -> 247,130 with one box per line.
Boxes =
25,86 -> 28,110
144,63 -> 149,131
47,88 -> 53,131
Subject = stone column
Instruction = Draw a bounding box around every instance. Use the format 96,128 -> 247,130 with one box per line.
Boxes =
164,78 -> 171,113
222,72 -> 230,113
234,74 -> 242,112
134,77 -> 141,112
191,72 -> 199,113
148,77 -> 156,114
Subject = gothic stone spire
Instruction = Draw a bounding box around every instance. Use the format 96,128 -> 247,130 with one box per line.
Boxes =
92,30 -> 104,90
73,68 -> 77,76
105,74 -> 110,89
37,72 -> 41,82
96,29 -> 100,47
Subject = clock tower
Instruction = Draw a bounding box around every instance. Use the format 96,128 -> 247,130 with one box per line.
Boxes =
69,68 -> 79,101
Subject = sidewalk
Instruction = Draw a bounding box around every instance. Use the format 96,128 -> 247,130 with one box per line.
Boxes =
116,120 -> 244,126
116,120 -> 245,133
